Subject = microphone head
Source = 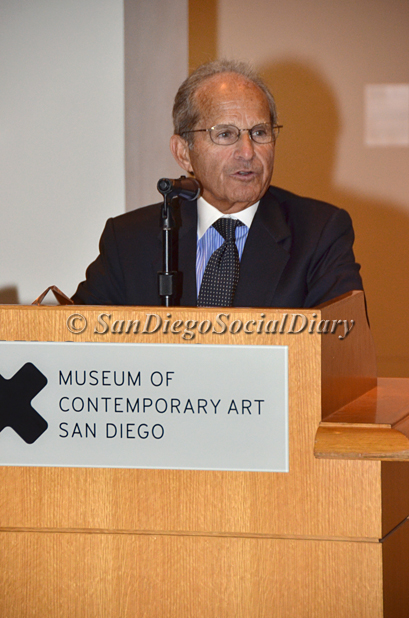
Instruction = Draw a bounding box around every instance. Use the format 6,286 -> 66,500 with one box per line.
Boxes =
157,176 -> 201,201
157,178 -> 172,194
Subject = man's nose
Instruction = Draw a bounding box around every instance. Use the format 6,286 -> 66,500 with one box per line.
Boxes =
234,130 -> 255,159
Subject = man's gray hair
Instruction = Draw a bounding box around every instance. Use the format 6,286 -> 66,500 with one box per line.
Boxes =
173,59 -> 278,145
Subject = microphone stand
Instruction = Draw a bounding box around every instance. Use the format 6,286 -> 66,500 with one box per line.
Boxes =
157,176 -> 201,307
158,191 -> 178,307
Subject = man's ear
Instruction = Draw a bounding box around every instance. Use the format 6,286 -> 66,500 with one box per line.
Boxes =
170,134 -> 194,174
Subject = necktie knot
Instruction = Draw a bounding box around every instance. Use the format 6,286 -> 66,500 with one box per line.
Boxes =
213,217 -> 243,242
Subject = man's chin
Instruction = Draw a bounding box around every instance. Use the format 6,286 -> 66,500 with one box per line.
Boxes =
202,183 -> 267,212
226,187 -> 265,208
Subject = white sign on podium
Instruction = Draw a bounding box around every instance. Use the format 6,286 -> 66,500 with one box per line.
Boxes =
0,341 -> 288,472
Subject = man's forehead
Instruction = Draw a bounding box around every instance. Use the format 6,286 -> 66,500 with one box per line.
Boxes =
194,73 -> 269,123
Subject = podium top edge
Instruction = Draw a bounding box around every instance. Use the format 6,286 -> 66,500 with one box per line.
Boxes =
0,291 -> 364,313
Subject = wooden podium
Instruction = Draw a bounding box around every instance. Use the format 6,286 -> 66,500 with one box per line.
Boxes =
1,291 -> 409,617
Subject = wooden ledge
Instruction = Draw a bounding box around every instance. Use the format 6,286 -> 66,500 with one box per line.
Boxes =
315,378 -> 409,460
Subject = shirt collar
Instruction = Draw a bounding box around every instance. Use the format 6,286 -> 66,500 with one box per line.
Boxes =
197,197 -> 259,239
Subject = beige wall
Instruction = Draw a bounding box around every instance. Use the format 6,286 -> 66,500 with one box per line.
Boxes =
190,0 -> 409,377
124,0 -> 188,210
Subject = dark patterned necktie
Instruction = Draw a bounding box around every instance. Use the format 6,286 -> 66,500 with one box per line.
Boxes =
197,218 -> 244,307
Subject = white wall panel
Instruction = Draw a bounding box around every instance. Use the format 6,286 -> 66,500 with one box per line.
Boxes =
0,0 -> 125,303
0,0 -> 189,304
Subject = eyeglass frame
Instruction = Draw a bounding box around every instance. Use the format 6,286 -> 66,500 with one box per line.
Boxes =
182,123 -> 283,145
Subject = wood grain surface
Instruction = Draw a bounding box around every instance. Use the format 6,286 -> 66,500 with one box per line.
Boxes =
0,302 -> 385,540
0,529 -> 387,618
315,378 -> 409,460
1,297 -> 408,617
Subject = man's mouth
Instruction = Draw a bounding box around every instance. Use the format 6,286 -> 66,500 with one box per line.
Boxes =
232,170 -> 257,178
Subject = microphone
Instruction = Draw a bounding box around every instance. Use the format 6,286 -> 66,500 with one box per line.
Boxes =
157,175 -> 201,201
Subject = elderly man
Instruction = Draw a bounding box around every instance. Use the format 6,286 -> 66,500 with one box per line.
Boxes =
72,60 -> 362,307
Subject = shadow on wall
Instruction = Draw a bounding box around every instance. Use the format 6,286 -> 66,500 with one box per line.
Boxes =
0,286 -> 20,304
261,60 -> 409,377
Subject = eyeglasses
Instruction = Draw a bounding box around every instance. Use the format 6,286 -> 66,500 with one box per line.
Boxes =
184,123 -> 282,145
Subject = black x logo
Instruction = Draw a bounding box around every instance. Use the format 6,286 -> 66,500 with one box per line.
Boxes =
0,363 -> 48,444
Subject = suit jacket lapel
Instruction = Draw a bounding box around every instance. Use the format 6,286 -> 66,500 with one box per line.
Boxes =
234,189 -> 291,307
178,200 -> 197,305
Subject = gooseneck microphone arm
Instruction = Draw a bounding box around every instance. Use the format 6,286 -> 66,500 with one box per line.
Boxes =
156,175 -> 201,306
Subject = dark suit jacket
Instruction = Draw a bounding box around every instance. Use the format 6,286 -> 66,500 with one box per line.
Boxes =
72,186 -> 363,308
